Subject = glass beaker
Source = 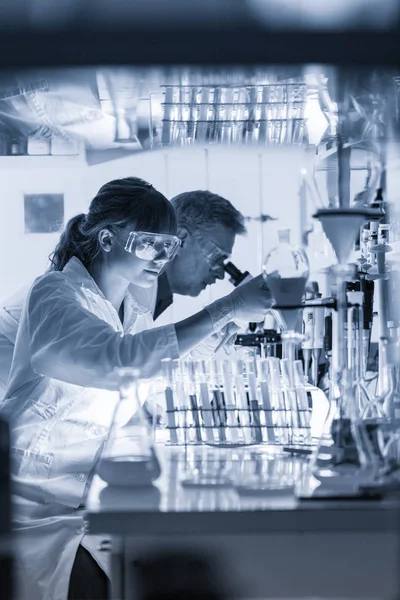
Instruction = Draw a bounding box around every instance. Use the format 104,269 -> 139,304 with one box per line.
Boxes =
97,368 -> 161,487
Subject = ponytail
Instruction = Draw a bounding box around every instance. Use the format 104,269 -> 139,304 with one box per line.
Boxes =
48,213 -> 100,271
48,177 -> 177,272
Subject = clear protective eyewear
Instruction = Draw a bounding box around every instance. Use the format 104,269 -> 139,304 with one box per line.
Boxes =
116,231 -> 182,262
191,230 -> 231,273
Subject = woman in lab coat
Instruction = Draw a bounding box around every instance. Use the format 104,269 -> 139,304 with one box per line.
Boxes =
0,176 -> 272,600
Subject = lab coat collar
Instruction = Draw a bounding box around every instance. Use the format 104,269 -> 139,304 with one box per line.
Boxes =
62,257 -> 152,318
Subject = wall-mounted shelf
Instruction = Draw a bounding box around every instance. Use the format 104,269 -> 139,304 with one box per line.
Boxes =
0,155 -> 86,169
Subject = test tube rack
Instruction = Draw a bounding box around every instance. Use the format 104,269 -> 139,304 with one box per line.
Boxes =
160,357 -> 313,449
157,82 -> 307,147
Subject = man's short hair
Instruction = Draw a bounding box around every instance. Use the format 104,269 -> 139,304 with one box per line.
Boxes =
170,190 -> 246,235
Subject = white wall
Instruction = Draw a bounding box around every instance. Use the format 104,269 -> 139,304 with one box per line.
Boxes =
0,155 -> 87,302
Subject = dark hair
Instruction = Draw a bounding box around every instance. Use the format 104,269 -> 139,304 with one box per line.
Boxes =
49,177 -> 177,271
170,190 -> 246,235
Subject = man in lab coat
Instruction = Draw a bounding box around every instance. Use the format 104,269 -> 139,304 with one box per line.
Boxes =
0,189 -> 246,396
134,189 -> 246,322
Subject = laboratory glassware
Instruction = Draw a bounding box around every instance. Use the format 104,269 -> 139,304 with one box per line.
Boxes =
310,367 -> 381,490
347,290 -> 371,412
162,358 -> 179,445
97,368 -> 161,486
262,228 -> 310,363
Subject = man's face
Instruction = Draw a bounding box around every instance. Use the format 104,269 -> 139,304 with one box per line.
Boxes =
167,225 -> 236,297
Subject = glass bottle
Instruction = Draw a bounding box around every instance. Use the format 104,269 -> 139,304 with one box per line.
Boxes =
97,368 -> 161,486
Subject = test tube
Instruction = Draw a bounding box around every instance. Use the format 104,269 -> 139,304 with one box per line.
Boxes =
245,359 -> 263,443
284,84 -> 294,144
281,359 -> 300,444
272,85 -> 283,144
221,87 -> 234,144
233,359 -> 253,444
258,85 -> 269,144
187,87 -> 198,142
161,86 -> 174,145
195,87 -> 210,143
210,360 -> 227,443
187,361 -> 203,444
267,357 -> 289,445
293,360 -> 312,444
198,361 -> 216,443
221,360 -> 239,443
257,358 -> 277,444
244,86 -> 258,144
232,87 -> 246,144
173,359 -> 190,446
162,359 -> 179,445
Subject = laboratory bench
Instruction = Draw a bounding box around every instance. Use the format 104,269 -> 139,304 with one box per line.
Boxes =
86,444 -> 400,599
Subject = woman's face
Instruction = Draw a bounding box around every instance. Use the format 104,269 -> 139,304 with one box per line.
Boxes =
106,226 -> 177,288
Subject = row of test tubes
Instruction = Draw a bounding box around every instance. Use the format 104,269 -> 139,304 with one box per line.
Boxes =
159,83 -> 307,147
160,355 -> 312,448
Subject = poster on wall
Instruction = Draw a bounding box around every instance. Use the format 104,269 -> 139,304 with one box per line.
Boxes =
24,194 -> 64,234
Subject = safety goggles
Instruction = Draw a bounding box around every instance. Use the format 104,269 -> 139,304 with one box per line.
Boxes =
116,231 -> 182,262
191,230 -> 231,273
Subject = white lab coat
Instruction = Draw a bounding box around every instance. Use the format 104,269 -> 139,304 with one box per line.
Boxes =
0,257 -> 180,600
0,285 -> 29,397
0,276 -> 235,401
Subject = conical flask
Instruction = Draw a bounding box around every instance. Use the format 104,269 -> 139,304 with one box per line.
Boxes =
262,229 -> 309,335
97,368 -> 161,487
310,368 -> 381,487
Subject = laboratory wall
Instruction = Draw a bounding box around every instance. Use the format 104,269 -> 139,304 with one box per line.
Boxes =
0,145 -> 332,313
0,155 -> 87,302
